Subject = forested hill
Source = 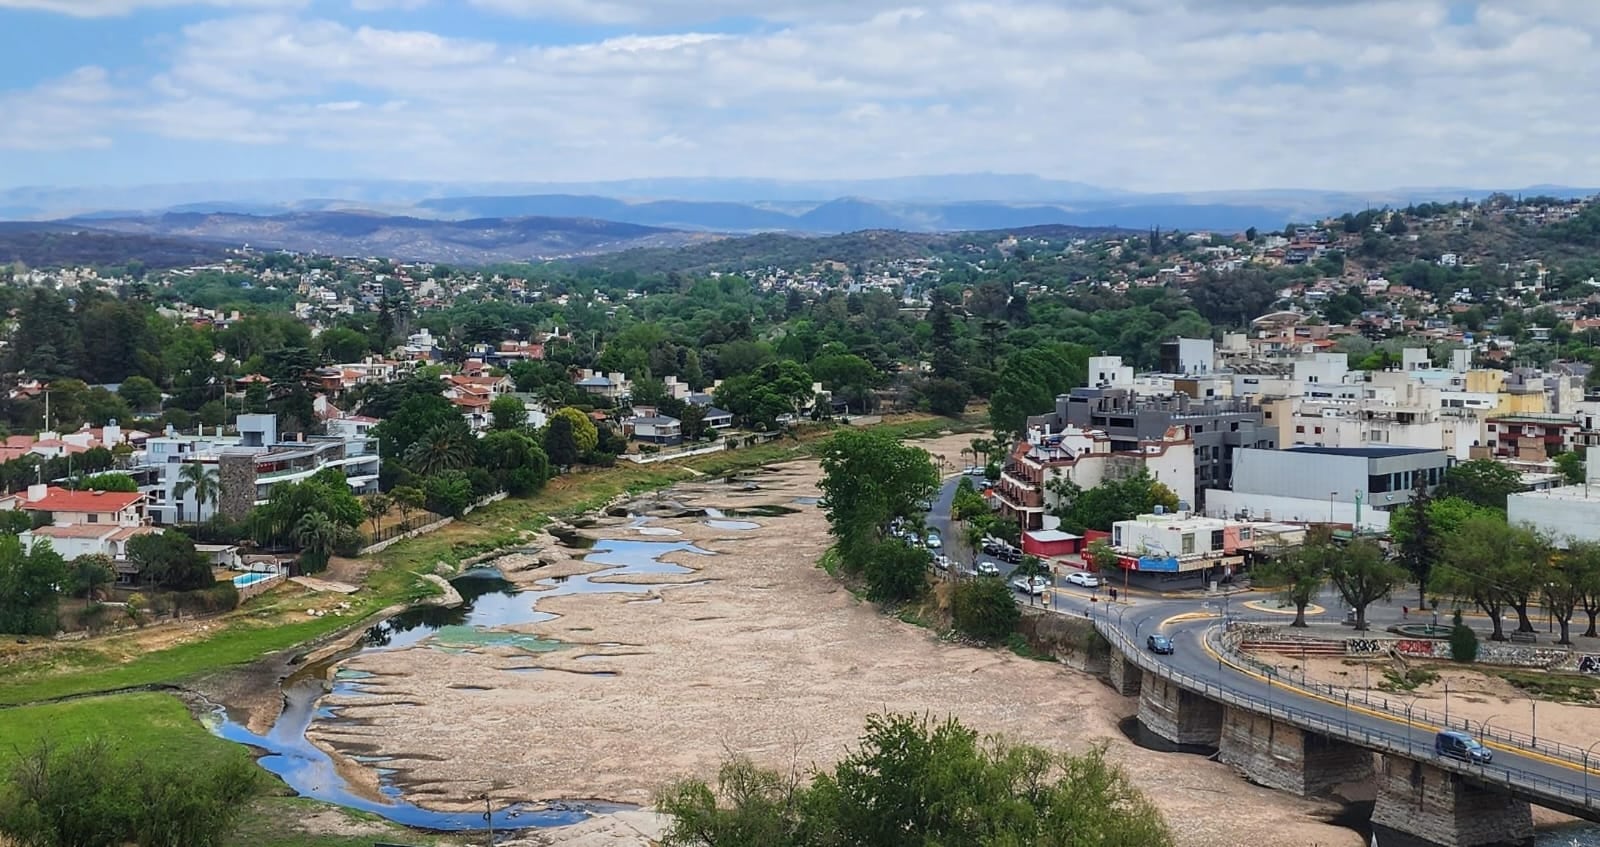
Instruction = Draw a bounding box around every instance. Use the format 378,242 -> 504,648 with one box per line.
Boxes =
0,223 -> 228,270
577,224 -> 1135,275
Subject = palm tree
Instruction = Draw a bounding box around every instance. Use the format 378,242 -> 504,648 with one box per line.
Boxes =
172,462 -> 220,524
404,424 -> 475,476
293,512 -> 340,573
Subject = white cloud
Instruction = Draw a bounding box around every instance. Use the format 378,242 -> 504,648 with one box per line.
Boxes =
2,0 -> 1598,189
0,0 -> 301,16
0,67 -> 118,150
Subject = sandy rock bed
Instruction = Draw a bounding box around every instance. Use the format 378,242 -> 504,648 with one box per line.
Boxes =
306,439 -> 1363,847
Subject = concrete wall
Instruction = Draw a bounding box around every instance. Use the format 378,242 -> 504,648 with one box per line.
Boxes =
1371,754 -> 1533,847
1016,609 -> 1107,675
1202,489 -> 1392,530
1105,648 -> 1142,697
1217,706 -> 1373,796
1137,671 -> 1222,746
1508,486 -> 1600,547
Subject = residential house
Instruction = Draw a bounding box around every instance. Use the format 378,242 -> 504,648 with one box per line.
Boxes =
574,369 -> 632,403
624,415 -> 683,445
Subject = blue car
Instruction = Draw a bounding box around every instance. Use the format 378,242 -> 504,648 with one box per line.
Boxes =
1146,634 -> 1174,655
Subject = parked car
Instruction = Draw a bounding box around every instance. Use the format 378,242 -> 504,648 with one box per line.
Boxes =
976,561 -> 1001,576
1011,575 -> 1050,596
932,554 -> 951,571
998,548 -> 1023,564
1146,634 -> 1174,655
925,533 -> 943,549
1435,730 -> 1492,764
964,466 -> 986,476
1065,571 -> 1101,588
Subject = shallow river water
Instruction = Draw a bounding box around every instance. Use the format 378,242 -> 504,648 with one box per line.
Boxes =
205,538 -> 713,833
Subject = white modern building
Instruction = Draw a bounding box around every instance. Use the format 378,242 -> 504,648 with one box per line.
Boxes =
138,414 -> 380,525
1508,447 -> 1600,547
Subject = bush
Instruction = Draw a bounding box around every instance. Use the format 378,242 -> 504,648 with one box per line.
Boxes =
639,444 -> 661,455
861,540 -> 930,603
185,515 -> 249,545
1449,609 -> 1479,663
175,582 -> 241,615
0,738 -> 258,847
422,471 -> 473,518
952,579 -> 1021,641
75,603 -> 111,633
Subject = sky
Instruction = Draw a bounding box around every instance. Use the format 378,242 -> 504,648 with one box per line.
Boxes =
0,0 -> 1597,193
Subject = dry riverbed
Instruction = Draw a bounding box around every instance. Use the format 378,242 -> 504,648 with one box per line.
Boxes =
300,434 -> 1364,847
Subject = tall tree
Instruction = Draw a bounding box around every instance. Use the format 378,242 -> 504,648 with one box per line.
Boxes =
818,429 -> 938,578
1566,540 -> 1600,638
489,394 -> 527,431
363,493 -> 391,539
0,536 -> 68,635
1437,458 -> 1523,511
1433,514 -> 1532,641
1391,473 -> 1436,606
1326,536 -> 1406,631
543,415 -> 581,468
1254,532 -> 1332,628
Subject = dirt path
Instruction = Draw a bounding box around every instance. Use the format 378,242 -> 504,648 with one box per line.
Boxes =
303,435 -> 1364,847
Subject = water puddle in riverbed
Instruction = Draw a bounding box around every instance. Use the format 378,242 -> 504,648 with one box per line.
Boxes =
705,519 -> 760,531
205,538 -> 720,833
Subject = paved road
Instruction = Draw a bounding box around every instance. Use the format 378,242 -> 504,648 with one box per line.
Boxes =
917,475 -> 1600,821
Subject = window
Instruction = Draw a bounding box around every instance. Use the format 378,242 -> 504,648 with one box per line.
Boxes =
1314,426 -> 1323,434
1113,528 -> 1122,546
1210,530 -> 1224,549
1231,422 -> 1240,431
1296,425 -> 1306,433
1181,533 -> 1196,554
87,514 -> 98,524
1239,527 -> 1253,540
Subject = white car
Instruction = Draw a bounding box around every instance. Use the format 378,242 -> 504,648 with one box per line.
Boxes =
976,561 -> 1001,576
925,533 -> 943,549
1011,576 -> 1050,596
964,466 -> 985,476
1065,571 -> 1101,588
932,554 -> 951,571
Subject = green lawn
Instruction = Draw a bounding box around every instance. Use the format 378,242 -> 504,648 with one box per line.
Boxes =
0,692 -> 247,771
0,693 -> 470,847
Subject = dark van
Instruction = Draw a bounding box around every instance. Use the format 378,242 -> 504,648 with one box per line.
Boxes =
1435,730 -> 1492,764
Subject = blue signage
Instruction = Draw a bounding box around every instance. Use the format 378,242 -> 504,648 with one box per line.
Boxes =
1137,555 -> 1180,573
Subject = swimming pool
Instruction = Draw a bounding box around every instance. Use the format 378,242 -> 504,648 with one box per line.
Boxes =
233,571 -> 277,588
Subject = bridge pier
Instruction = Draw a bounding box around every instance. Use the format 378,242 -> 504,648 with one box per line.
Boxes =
1105,648 -> 1142,697
1370,754 -> 1533,847
1216,705 -> 1373,796
1137,671 -> 1222,746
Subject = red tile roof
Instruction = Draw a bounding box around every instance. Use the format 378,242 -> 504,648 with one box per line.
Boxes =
24,487 -> 143,514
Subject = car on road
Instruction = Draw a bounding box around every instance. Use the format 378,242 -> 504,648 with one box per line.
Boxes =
1435,730 -> 1492,764
932,554 -> 950,571
976,561 -> 1001,577
925,533 -> 942,549
964,466 -> 986,476
997,548 -> 1023,563
1146,634 -> 1174,654
1064,571 -> 1101,588
1011,575 -> 1050,596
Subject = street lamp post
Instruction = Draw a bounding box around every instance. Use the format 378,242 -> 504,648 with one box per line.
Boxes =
1478,713 -> 1503,744
1403,696 -> 1422,753
1328,491 -> 1339,524
1353,489 -> 1364,535
1444,682 -> 1450,726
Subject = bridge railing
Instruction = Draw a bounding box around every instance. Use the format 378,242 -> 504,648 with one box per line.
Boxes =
1204,616 -> 1600,770
1085,609 -> 1600,809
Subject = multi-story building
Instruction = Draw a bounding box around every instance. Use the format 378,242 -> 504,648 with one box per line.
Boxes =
1051,389 -> 1275,503
1204,445 -> 1449,531
139,414 -> 380,525
994,423 -> 1195,531
1478,414 -> 1580,462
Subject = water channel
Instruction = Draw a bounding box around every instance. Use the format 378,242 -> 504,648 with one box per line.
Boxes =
205,537 -> 714,833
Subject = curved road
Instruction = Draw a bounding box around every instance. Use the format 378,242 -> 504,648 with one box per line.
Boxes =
923,474 -> 1600,822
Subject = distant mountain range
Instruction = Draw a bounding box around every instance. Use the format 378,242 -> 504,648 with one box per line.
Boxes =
71,211 -> 709,264
3,174 -> 1596,235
